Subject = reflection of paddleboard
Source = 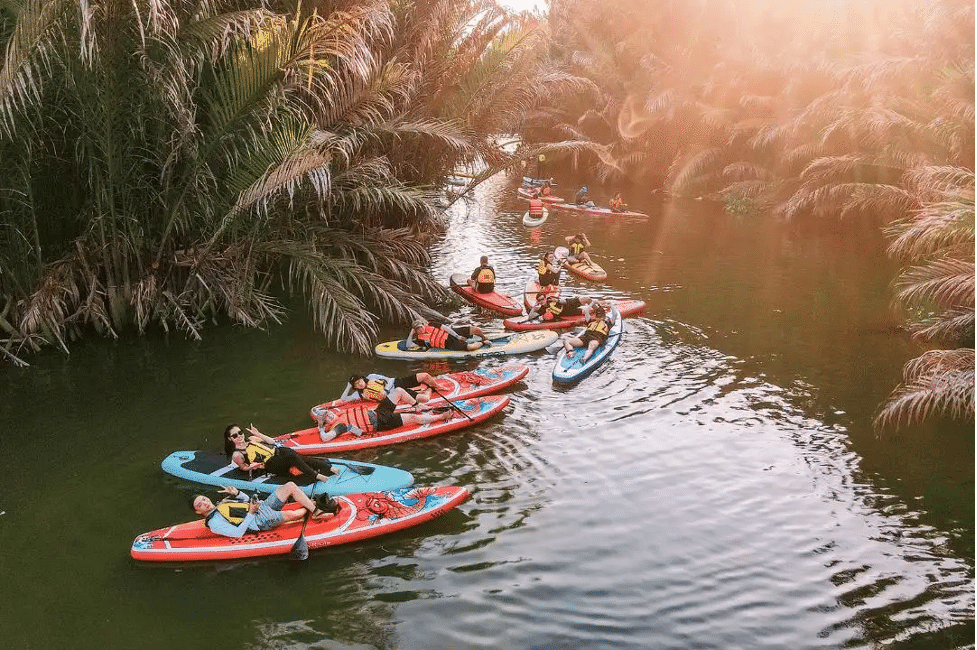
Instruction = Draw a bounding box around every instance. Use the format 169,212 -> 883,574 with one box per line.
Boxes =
131,486 -> 469,562
449,273 -> 522,316
522,207 -> 549,227
552,310 -> 624,384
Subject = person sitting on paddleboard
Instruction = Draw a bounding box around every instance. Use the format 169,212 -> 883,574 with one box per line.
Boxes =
469,255 -> 497,294
314,398 -> 452,442
191,482 -> 338,538
536,251 -> 563,288
561,302 -> 618,364
609,192 -> 628,213
224,424 -> 339,484
540,180 -> 553,196
407,317 -> 492,351
564,232 -> 594,266
339,372 -> 438,405
528,294 -> 595,321
528,195 -> 545,220
573,185 -> 597,208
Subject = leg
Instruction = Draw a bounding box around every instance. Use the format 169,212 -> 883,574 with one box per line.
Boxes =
386,386 -> 416,407
563,335 -> 583,353
401,411 -> 453,426
581,339 -> 600,363
414,372 -> 438,403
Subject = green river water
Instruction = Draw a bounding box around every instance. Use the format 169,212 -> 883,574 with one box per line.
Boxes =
0,172 -> 972,649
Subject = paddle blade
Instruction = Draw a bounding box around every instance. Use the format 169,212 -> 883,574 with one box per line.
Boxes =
291,534 -> 309,560
342,464 -> 374,476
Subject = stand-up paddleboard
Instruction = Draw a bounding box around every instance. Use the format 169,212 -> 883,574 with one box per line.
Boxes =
162,451 -> 414,496
550,202 -> 647,218
563,258 -> 607,282
517,187 -> 565,203
309,364 -> 530,420
130,485 -> 469,562
552,310 -> 624,384
375,329 -> 559,360
279,395 -> 511,454
504,299 -> 645,331
522,207 -> 549,227
524,273 -> 561,311
449,273 -> 523,316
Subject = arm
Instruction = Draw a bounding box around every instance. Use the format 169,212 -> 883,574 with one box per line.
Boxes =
439,324 -> 466,341
245,424 -> 277,446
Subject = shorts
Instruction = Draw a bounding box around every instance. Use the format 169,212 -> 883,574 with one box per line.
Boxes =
392,374 -> 423,396
372,398 -> 403,431
252,493 -> 286,530
579,330 -> 607,346
562,298 -> 584,317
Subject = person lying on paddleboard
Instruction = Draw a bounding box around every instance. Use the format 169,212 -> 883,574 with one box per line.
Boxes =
536,250 -> 563,288
564,232 -> 594,266
339,372 -> 437,405
407,318 -> 492,352
469,255 -> 496,294
314,397 -> 452,442
527,293 -> 595,322
561,302 -> 619,364
225,424 -> 339,483
191,482 -> 338,538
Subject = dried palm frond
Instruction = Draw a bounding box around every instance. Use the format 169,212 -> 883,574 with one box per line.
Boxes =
875,349 -> 975,431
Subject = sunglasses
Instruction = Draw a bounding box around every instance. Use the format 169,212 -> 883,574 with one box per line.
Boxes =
229,431 -> 243,439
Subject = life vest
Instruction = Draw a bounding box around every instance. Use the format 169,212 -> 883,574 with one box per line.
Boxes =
536,258 -> 549,275
475,266 -> 495,284
337,405 -> 375,433
609,197 -> 622,209
529,198 -> 544,216
541,186 -> 551,196
545,300 -> 564,318
416,324 -> 449,349
244,440 -> 276,465
361,377 -> 387,401
206,501 -> 252,527
585,318 -> 611,339
570,241 -> 586,256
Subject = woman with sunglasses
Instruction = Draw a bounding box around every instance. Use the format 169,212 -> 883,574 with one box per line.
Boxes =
223,423 -> 339,483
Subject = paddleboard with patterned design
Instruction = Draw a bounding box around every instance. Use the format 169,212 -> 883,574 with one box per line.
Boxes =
375,329 -> 559,360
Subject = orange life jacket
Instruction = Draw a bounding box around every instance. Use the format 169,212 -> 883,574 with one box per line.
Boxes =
529,198 -> 544,216
337,405 -> 375,433
416,324 -> 450,348
609,197 -> 622,209
541,186 -> 552,196
362,377 -> 387,401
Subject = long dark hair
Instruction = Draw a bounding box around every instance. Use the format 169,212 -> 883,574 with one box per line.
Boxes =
223,424 -> 241,458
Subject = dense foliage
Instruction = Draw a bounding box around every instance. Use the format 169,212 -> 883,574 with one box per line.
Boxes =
538,0 -> 974,431
0,0 -> 585,363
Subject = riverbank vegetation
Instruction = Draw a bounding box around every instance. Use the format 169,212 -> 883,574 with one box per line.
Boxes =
532,0 -> 973,430
0,0 -> 586,364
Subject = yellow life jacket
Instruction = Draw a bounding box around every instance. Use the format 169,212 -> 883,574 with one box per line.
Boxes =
362,377 -> 387,401
244,441 -> 276,464
207,501 -> 252,526
546,300 -> 564,317
570,241 -> 586,256
586,318 -> 611,338
475,266 -> 495,284
536,258 -> 548,275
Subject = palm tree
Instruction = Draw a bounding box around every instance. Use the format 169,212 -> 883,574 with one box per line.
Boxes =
875,171 -> 975,431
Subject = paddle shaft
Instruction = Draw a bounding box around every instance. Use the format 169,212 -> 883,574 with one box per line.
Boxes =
429,386 -> 474,422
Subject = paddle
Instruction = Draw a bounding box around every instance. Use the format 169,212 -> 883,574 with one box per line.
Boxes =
428,385 -> 473,422
290,511 -> 311,560
330,460 -> 374,476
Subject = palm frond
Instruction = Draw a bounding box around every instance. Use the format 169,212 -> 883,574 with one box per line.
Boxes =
875,348 -> 975,431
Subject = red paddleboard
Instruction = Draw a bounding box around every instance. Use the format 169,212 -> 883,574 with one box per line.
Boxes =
550,202 -> 647,218
564,258 -> 608,282
504,299 -> 646,331
309,364 -> 529,420
517,187 -> 565,203
280,395 -> 510,454
130,486 -> 469,562
449,273 -> 522,316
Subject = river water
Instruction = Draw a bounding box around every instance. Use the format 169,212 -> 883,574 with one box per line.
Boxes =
0,173 -> 972,649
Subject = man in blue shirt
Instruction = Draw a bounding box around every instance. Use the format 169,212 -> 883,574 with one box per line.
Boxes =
191,482 -> 334,538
